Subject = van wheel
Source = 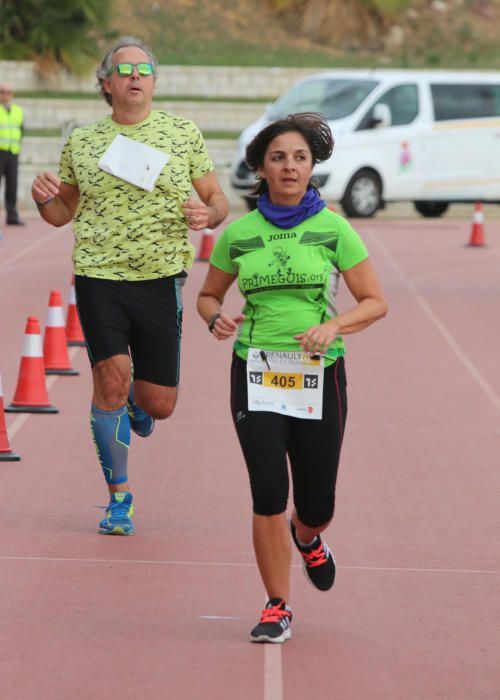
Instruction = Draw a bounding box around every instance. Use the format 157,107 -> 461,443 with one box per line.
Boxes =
341,170 -> 382,218
414,201 -> 449,217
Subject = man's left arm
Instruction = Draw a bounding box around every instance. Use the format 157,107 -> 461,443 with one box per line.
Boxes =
185,171 -> 228,230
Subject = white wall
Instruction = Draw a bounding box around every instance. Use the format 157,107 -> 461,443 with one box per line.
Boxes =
1,60 -> 327,98
18,98 -> 265,132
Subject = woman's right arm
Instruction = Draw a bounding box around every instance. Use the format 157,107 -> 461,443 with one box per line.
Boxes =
197,264 -> 244,340
32,171 -> 80,227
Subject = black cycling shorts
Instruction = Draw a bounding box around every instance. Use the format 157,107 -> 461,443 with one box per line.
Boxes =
230,353 -> 347,527
74,274 -> 186,386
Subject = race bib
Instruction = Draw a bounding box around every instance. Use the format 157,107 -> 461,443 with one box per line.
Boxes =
98,134 -> 170,192
246,348 -> 324,419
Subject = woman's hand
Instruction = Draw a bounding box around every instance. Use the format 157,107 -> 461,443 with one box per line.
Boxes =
182,198 -> 210,230
294,319 -> 340,355
211,312 -> 245,340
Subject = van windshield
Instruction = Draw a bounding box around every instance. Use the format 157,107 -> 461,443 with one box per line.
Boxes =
267,78 -> 379,121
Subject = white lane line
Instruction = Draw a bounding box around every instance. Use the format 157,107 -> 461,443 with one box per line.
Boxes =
6,347 -> 80,440
0,555 -> 257,566
409,259 -> 499,288
5,412 -> 30,439
261,593 -> 284,700
346,422 -> 500,433
0,226 -> 71,270
0,556 -> 498,575
199,616 -> 244,621
340,565 -> 500,575
0,225 -> 68,270
264,643 -> 283,700
367,229 -> 500,416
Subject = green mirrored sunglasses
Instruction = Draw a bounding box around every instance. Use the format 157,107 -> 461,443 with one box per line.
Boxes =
109,62 -> 155,77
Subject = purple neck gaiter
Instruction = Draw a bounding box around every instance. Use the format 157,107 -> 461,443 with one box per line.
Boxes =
257,188 -> 326,229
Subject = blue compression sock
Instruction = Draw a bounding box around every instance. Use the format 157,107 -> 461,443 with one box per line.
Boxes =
90,404 -> 130,485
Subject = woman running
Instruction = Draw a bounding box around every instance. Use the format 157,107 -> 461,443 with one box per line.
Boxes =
197,112 -> 387,643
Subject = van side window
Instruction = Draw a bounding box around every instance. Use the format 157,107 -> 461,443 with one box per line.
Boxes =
356,84 -> 419,130
431,84 -> 500,120
318,82 -> 379,120
267,79 -> 378,121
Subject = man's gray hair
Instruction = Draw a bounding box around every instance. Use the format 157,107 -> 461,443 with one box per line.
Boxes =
96,36 -> 158,106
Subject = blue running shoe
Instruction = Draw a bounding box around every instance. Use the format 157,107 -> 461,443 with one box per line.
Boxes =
98,492 -> 135,535
127,397 -> 155,438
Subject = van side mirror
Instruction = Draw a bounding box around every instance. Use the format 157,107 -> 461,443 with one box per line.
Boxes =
371,103 -> 392,128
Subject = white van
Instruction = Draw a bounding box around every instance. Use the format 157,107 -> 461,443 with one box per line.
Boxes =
229,69 -> 500,217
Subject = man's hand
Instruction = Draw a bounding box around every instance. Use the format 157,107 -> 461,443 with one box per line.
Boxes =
32,172 -> 61,204
182,198 -> 210,230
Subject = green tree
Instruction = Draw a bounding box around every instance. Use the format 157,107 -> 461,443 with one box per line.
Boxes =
0,0 -> 113,74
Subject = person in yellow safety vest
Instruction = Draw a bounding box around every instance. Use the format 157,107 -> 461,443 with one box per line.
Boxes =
0,83 -> 24,225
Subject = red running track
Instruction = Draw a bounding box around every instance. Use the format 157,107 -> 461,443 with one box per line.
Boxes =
0,215 -> 499,699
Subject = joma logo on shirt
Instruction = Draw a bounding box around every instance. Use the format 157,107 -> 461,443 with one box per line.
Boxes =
268,232 -> 297,241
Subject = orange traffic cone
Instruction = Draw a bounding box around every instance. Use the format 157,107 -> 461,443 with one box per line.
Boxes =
43,290 -> 79,375
6,317 -> 58,413
0,373 -> 20,461
196,228 -> 215,261
467,202 -> 486,247
66,276 -> 85,346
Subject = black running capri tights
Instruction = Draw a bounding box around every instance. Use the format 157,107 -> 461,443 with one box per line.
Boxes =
230,353 -> 347,528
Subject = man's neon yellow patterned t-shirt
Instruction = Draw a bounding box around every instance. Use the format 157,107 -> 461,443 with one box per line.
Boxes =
58,110 -> 213,280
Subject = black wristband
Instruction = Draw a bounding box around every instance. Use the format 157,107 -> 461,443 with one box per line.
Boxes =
35,196 -> 55,208
208,312 -> 221,333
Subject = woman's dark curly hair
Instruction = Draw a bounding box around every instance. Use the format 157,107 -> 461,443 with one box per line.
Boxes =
245,112 -> 334,196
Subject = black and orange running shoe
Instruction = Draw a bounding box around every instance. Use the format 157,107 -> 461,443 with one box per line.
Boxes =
290,521 -> 336,591
250,598 -> 292,643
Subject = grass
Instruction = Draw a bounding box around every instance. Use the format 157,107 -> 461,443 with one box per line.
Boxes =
4,0 -> 500,81
152,44 -> 351,68
123,0 -> 500,70
25,129 -> 62,137
25,128 -> 239,139
202,130 -> 240,139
